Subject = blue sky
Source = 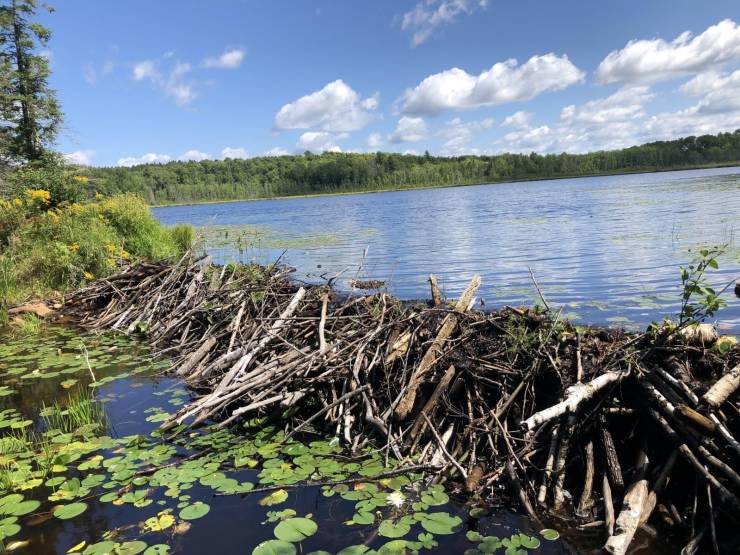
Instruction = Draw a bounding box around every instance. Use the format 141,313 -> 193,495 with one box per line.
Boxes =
42,1 -> 740,167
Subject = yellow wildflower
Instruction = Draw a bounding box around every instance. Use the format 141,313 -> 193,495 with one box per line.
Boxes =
48,210 -> 60,222
120,249 -> 130,260
73,175 -> 89,184
95,192 -> 104,199
68,242 -> 80,252
83,272 -> 93,280
13,198 -> 22,206
25,189 -> 51,204
105,244 -> 117,254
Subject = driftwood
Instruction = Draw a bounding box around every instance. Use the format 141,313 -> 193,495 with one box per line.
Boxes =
60,256 -> 740,554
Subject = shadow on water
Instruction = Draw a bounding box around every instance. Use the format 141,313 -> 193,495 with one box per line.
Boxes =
153,167 -> 740,336
1,327 -> 571,554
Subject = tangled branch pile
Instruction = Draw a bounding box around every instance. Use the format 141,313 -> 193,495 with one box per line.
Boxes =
63,255 -> 740,554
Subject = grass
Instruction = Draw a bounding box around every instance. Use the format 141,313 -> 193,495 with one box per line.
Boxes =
0,191 -> 193,304
41,387 -> 108,436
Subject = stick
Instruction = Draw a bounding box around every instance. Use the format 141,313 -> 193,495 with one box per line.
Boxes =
395,275 -> 480,419
703,364 -> 740,408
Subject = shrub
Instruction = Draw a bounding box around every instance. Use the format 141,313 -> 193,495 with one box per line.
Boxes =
6,153 -> 88,207
0,192 -> 193,302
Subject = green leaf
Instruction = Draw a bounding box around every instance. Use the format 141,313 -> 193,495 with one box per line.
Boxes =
273,517 -> 318,542
259,489 -> 289,506
336,547 -> 374,555
178,501 -> 210,520
378,519 -> 411,539
252,539 -> 297,555
415,511 -> 462,535
54,502 -> 88,520
540,528 -> 560,541
116,541 -> 148,555
143,546 -> 170,555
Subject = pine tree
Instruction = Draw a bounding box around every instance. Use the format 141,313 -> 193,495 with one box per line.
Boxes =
0,0 -> 61,163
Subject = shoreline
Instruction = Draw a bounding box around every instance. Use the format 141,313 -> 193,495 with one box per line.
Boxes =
148,161 -> 740,209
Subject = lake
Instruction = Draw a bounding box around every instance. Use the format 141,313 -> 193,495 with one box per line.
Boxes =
154,167 -> 740,335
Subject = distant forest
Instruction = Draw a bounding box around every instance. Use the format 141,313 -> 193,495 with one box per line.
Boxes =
90,130 -> 740,204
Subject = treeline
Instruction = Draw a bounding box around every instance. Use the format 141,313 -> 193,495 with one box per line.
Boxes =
90,130 -> 740,204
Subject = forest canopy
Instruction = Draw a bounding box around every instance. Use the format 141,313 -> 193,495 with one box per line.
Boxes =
89,130 -> 740,204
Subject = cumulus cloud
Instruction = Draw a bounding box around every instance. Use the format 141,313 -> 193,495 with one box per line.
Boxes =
179,149 -> 212,162
204,48 -> 246,69
64,149 -> 95,166
297,131 -> 343,152
132,60 -> 196,106
401,0 -> 488,47
438,116 -> 494,154
367,132 -> 384,149
263,147 -> 290,157
390,116 -> 429,143
560,85 -> 654,124
220,146 -> 250,159
596,19 -> 740,84
275,80 -> 379,133
401,54 -> 584,115
117,153 -> 172,167
502,111 -> 533,129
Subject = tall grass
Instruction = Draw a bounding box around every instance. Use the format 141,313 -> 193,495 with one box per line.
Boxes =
0,192 -> 193,302
41,387 -> 108,436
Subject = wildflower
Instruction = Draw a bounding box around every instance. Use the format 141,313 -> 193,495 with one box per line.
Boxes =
68,242 -> 80,252
25,189 -> 51,204
120,249 -> 130,260
105,244 -> 117,254
73,175 -> 89,184
386,491 -> 406,508
95,192 -> 103,199
83,272 -> 93,280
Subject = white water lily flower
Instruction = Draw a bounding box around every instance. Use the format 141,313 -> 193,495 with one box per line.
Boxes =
386,491 -> 406,508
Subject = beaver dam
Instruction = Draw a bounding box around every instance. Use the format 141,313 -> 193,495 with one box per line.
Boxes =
60,254 -> 740,554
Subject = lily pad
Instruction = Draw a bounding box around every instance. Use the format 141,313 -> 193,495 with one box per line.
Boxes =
54,502 -> 88,520
274,517 -> 318,542
259,489 -> 288,506
179,501 -> 210,520
252,539 -> 296,555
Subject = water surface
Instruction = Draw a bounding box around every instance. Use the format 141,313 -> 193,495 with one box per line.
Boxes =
154,167 -> 740,334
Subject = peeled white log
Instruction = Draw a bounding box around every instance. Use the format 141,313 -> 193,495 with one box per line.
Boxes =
703,364 -> 740,409
604,450 -> 650,555
522,368 -> 629,432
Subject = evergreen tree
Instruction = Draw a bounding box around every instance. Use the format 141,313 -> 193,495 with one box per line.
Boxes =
0,0 -> 61,164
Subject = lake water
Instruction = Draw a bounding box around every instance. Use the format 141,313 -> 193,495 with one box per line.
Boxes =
154,167 -> 740,335
0,328 -> 565,555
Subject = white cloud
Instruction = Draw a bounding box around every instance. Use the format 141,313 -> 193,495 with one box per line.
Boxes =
263,147 -> 290,157
401,0 -> 488,47
275,80 -> 379,133
390,116 -> 429,143
133,60 -> 157,81
401,54 -> 584,115
179,149 -> 211,162
132,60 -> 196,106
204,48 -> 246,69
596,19 -> 740,84
64,149 -> 95,166
220,146 -> 250,159
438,116 -> 494,154
502,111 -> 533,129
367,132 -> 383,149
297,131 -> 342,152
560,85 -> 654,124
117,153 -> 172,167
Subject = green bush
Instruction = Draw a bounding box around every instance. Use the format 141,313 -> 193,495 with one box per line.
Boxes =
0,192 -> 193,302
6,153 -> 88,207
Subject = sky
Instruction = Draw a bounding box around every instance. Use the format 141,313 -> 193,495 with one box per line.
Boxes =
40,1 -> 740,167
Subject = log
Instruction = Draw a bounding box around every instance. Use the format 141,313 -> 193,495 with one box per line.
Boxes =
604,448 -> 650,555
522,368 -> 629,432
703,364 -> 740,409
408,365 -> 457,441
577,440 -> 595,516
394,275 -> 480,419
429,274 -> 442,306
603,473 -> 615,536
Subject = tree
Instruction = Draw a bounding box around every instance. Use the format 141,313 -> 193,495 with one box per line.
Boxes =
0,0 -> 61,164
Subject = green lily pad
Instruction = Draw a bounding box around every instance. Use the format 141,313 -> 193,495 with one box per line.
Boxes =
540,528 -> 560,541
415,511 -> 462,535
179,501 -> 210,520
117,541 -> 148,555
274,517 -> 318,542
259,489 -> 288,506
252,539 -> 296,555
54,502 -> 87,520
